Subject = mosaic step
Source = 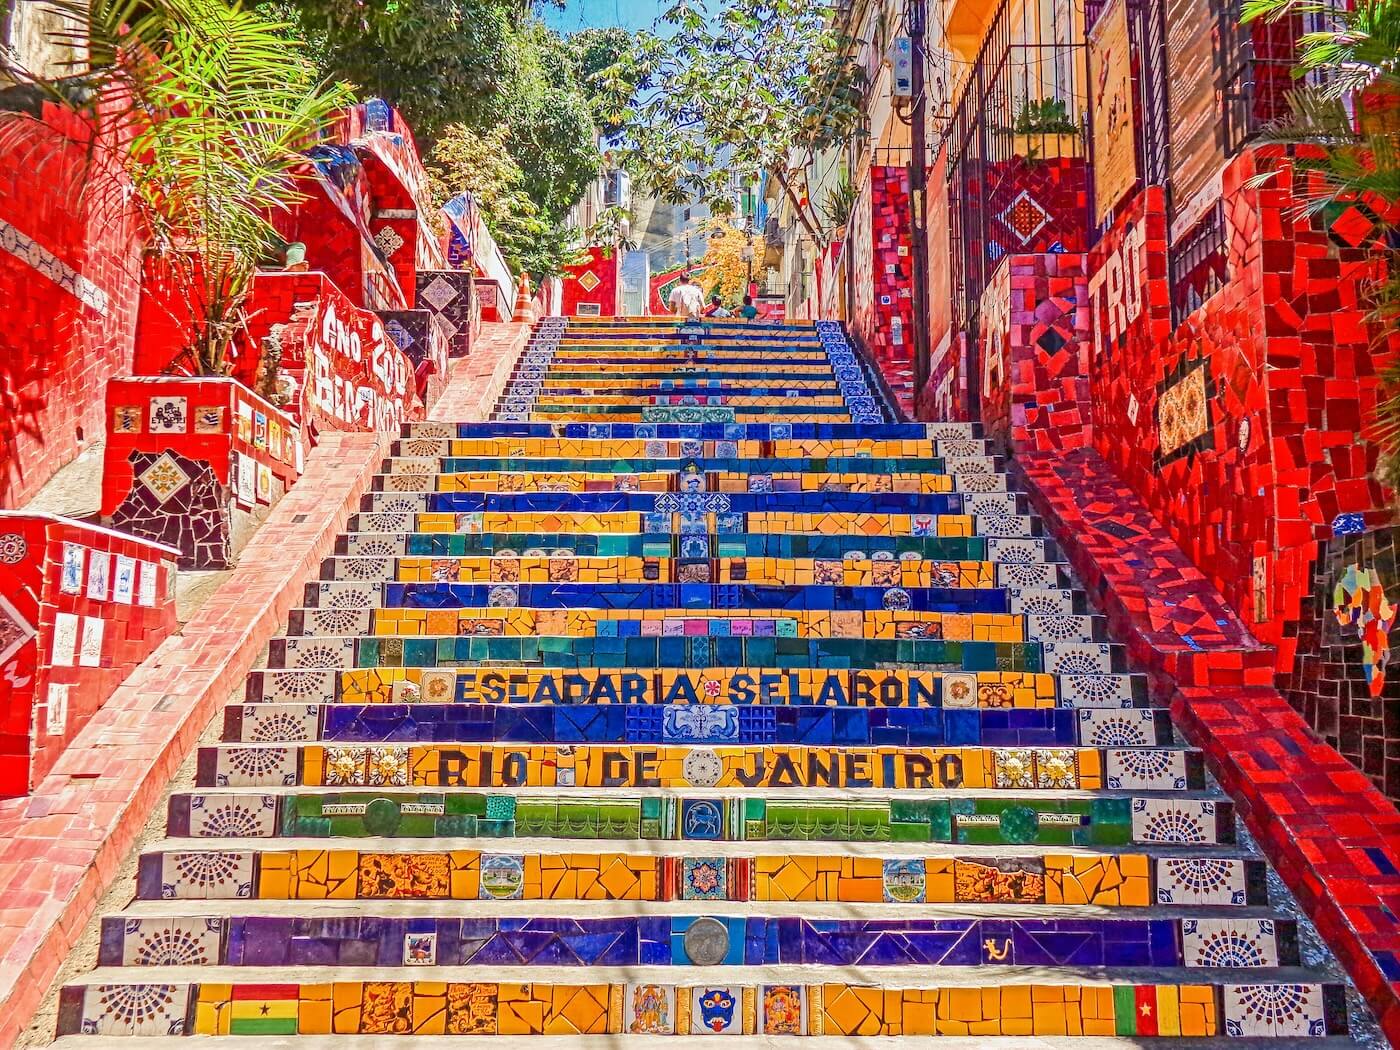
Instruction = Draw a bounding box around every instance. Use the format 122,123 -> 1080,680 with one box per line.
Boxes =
399,421 -> 982,441
357,489 -> 1027,517
59,974 -> 1355,1038
291,604 -> 1094,640
132,845 -> 1259,906
318,555 -> 1065,589
247,666 -> 1148,709
99,911 -> 1297,969
389,437 -> 995,458
346,509 -> 1040,539
219,702 -> 1176,749
380,454 -> 1002,474
60,318 -> 1352,1042
196,742 -> 1205,790
305,580 -> 1083,615
167,792 -> 1237,846
335,531 -> 1053,561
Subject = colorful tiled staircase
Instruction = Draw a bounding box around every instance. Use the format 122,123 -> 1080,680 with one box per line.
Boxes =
56,318 -> 1356,1041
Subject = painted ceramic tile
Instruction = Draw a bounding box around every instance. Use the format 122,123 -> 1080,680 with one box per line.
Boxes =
760,985 -> 805,1035
138,561 -> 158,607
240,704 -> 319,743
112,405 -> 142,434
187,793 -> 278,838
75,983 -> 190,1036
138,453 -> 191,505
1182,918 -> 1280,968
120,916 -> 223,966
404,932 -> 437,965
86,550 -> 110,600
79,615 -> 104,667
235,453 -> 255,507
51,611 -> 79,667
193,404 -> 224,433
1156,857 -> 1249,906
1105,749 -> 1189,790
1223,984 -> 1327,1037
1130,798 -> 1217,844
112,554 -> 136,605
60,542 -> 85,594
626,984 -> 675,1034
253,411 -> 267,450
213,747 -> 298,787
159,850 -> 254,898
148,395 -> 188,434
236,402 -> 253,443
691,986 -> 741,1034
45,683 -> 69,736
256,463 -> 273,504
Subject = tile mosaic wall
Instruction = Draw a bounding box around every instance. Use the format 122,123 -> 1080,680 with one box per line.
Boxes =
0,513 -> 178,794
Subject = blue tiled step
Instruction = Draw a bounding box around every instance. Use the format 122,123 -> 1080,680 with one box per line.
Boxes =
309,582 -> 1084,615
167,791 -> 1234,845
501,385 -> 851,398
321,556 -> 1062,588
336,532 -> 1057,563
269,634 -> 1116,673
223,703 -> 1174,749
98,912 -> 1296,969
359,491 -> 1023,516
345,511 -> 1042,542
402,422 -> 981,441
381,456 -> 997,476
246,666 -> 1146,709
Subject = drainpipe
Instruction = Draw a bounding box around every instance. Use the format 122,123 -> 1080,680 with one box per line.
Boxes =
908,0 -> 933,407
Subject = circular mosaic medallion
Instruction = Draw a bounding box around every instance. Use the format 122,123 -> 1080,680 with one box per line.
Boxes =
682,916 -> 730,965
682,748 -> 723,787
0,532 -> 25,564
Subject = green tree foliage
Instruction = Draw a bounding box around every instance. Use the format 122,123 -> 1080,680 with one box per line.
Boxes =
273,0 -> 522,146
565,26 -> 649,134
275,2 -> 617,282
1242,0 -> 1400,479
1,0 -> 353,375
597,0 -> 867,249
427,123 -> 588,281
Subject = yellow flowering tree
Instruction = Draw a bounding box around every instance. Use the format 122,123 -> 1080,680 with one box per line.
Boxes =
695,221 -> 754,305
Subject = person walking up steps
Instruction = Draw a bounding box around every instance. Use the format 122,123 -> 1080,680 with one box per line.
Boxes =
667,271 -> 704,320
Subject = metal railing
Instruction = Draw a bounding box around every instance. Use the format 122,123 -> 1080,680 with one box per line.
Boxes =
943,0 -> 1089,329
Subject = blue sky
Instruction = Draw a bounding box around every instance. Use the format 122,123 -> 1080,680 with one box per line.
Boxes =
541,0 -> 670,32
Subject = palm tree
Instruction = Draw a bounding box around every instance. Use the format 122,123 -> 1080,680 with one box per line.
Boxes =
0,0 -> 354,376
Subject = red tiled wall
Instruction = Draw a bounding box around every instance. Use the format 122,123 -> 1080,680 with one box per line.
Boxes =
100,377 -> 303,516
0,514 -> 178,795
239,271 -> 424,437
1082,152 -> 1400,794
0,103 -> 144,509
977,253 -> 1093,453
560,247 -> 620,317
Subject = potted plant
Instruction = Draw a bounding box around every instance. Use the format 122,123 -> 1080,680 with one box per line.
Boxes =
996,97 -> 1082,161
1,0 -> 354,376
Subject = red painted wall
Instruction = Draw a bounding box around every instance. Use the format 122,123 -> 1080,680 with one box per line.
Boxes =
0,102 -> 144,509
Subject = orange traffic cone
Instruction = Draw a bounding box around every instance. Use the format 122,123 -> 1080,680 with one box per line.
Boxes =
514,273 -> 538,323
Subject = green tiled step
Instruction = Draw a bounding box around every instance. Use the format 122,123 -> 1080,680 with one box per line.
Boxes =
167,791 -> 1234,846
